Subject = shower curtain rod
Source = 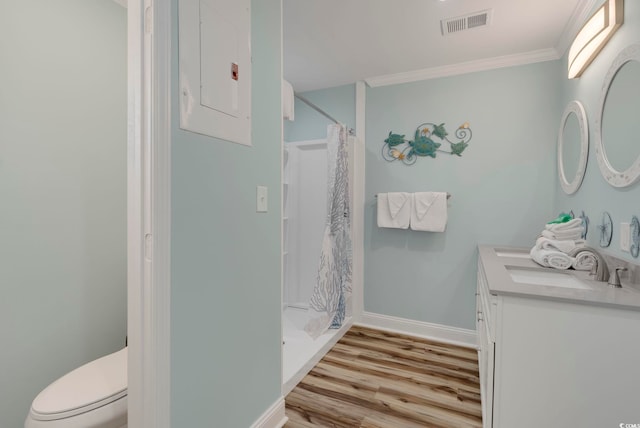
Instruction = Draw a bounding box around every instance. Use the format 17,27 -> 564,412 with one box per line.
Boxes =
294,93 -> 355,135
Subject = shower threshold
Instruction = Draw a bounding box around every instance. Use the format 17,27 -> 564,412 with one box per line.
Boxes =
282,306 -> 352,395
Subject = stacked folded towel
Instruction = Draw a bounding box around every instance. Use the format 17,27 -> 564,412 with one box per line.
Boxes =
534,236 -> 585,253
530,217 -> 589,270
542,218 -> 584,241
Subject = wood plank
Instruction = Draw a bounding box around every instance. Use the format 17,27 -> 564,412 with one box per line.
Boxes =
286,387 -> 372,427
319,351 -> 481,395
338,330 -> 478,368
337,334 -> 479,373
348,325 -> 478,360
285,326 -> 482,428
378,380 -> 482,418
329,343 -> 480,385
359,412 -> 432,428
297,369 -> 378,404
285,407 -> 328,428
374,387 -> 482,427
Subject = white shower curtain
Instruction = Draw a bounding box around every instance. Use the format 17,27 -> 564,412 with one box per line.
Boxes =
305,124 -> 352,339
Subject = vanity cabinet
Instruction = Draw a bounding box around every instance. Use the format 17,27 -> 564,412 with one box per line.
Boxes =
477,251 -> 640,428
476,260 -> 495,428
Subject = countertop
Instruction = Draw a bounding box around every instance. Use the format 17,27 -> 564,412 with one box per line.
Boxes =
478,245 -> 640,311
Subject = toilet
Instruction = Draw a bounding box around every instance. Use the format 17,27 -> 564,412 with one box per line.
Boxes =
25,348 -> 127,428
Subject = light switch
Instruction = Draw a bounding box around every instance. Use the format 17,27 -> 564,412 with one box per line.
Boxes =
621,222 -> 631,252
256,186 -> 268,213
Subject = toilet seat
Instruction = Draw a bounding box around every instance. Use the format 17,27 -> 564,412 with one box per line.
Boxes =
29,348 -> 127,422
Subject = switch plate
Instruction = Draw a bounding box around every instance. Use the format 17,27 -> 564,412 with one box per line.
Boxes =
621,222 -> 631,252
256,186 -> 268,212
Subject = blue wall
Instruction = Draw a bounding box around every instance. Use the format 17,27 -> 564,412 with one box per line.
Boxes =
555,1 -> 640,257
170,0 -> 283,426
365,62 -> 561,329
285,63 -> 563,331
0,2 -> 127,427
281,3 -> 640,332
284,84 -> 355,142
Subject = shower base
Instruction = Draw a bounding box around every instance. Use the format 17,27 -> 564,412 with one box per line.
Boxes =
282,305 -> 352,395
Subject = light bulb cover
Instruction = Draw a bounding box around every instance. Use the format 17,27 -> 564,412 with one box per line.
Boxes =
568,0 -> 623,79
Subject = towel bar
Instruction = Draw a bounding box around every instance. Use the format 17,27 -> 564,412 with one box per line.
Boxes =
374,193 -> 451,199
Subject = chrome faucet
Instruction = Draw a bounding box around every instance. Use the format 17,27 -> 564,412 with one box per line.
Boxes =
568,247 -> 609,282
608,266 -> 627,288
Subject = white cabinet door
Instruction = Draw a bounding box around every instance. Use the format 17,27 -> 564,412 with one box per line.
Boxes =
477,267 -> 494,428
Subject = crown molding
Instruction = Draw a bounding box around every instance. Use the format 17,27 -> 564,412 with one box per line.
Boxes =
555,0 -> 601,57
365,48 -> 561,88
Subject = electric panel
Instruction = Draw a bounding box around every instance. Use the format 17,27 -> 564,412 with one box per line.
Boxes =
179,0 -> 251,145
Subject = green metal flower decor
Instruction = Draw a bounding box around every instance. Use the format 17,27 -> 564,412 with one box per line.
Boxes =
382,122 -> 472,165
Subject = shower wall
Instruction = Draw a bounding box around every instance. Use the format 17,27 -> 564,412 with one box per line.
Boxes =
283,140 -> 328,307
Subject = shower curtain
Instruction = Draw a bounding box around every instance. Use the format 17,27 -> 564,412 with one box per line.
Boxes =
305,124 -> 352,339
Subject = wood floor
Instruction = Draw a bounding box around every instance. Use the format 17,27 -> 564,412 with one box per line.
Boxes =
285,325 -> 482,428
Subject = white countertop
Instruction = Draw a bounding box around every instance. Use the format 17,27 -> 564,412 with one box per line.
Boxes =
478,245 -> 640,311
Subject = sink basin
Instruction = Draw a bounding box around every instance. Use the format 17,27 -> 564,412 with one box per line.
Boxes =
494,248 -> 531,259
507,266 -> 592,290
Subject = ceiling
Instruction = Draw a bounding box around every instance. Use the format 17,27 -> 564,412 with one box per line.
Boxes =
284,0 -> 598,92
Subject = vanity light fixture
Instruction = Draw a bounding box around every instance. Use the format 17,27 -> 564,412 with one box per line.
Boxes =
568,0 -> 623,79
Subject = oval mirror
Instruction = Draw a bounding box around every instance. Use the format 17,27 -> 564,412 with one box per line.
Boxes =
595,44 -> 640,187
558,100 -> 588,194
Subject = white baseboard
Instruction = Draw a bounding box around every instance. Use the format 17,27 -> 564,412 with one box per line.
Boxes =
250,397 -> 288,428
357,312 -> 478,349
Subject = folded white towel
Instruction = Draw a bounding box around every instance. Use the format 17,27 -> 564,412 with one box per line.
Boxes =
541,229 -> 583,241
535,237 -> 585,254
530,247 -> 574,270
410,192 -> 448,232
545,218 -> 582,231
282,79 -> 295,121
377,192 -> 411,229
571,250 -> 597,271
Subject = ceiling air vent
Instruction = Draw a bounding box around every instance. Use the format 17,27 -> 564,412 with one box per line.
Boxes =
441,9 -> 492,36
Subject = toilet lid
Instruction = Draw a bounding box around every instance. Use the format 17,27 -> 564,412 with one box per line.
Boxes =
30,347 -> 127,421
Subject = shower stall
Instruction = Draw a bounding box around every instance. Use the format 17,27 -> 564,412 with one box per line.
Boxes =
282,128 -> 360,394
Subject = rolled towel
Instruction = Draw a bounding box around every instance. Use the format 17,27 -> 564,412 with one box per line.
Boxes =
535,237 -> 585,253
572,251 -> 597,271
545,218 -> 582,231
530,247 -> 574,270
541,229 -> 583,241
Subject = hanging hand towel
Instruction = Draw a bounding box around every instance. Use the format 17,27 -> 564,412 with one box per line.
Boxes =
377,192 -> 411,229
410,192 -> 448,232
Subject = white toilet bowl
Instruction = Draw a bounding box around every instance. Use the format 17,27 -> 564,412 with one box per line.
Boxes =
25,348 -> 127,428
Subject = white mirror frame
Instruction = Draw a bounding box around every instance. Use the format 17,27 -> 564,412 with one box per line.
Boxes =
595,44 -> 640,188
558,100 -> 589,195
